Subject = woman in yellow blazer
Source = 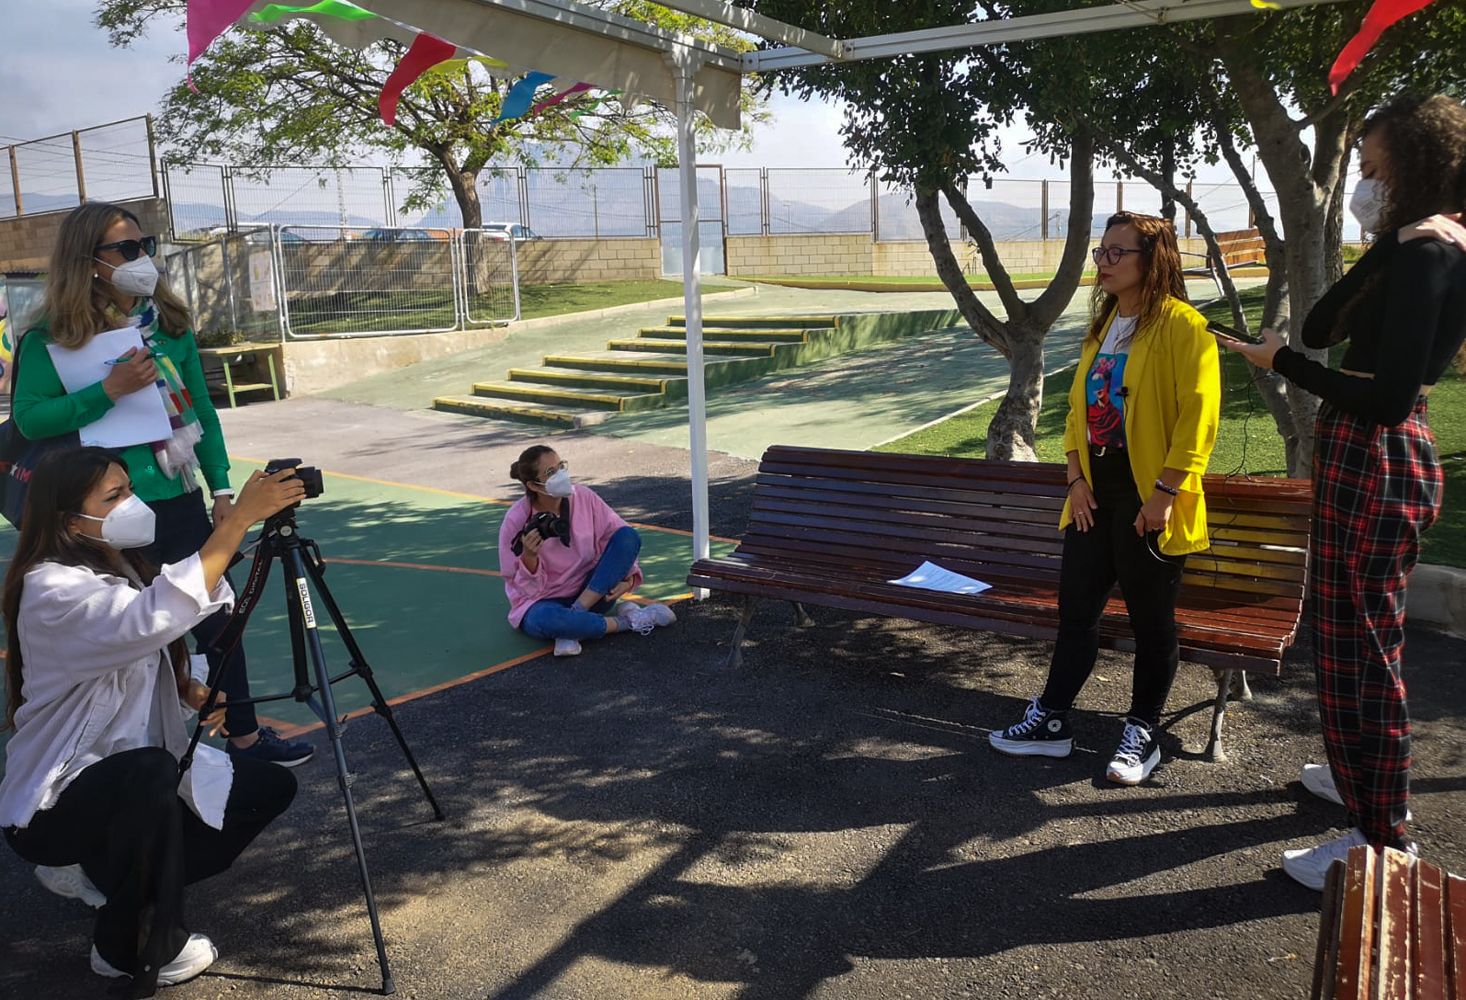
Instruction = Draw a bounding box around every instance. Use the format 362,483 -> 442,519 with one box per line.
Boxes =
990,212 -> 1221,785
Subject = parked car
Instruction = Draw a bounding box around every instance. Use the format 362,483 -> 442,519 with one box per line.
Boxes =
363,227 -> 440,242
482,223 -> 542,241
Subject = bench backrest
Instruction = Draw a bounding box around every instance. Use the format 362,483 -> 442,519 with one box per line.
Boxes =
746,445 -> 1311,607
1215,227 -> 1267,267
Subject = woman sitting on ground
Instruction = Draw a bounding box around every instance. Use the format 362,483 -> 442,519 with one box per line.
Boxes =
498,445 -> 675,657
988,211 -> 1221,785
0,447 -> 306,995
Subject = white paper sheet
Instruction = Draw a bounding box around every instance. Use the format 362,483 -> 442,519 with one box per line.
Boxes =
888,560 -> 992,595
47,327 -> 172,449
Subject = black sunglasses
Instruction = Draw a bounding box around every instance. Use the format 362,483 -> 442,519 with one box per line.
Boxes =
94,235 -> 158,262
1091,245 -> 1144,266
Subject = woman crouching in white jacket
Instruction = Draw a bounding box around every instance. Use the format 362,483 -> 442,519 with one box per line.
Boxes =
0,447 -> 307,996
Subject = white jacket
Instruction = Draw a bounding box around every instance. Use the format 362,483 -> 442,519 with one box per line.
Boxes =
0,554 -> 235,830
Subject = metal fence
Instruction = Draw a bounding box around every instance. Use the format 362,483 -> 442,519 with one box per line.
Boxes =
3,116 -> 158,220
164,225 -> 520,341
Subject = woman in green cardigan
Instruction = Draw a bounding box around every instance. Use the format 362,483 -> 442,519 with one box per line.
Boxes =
988,212 -> 1221,786
12,203 -> 313,781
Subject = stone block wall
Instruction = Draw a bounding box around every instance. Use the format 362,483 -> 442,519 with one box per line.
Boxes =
516,238 -> 661,284
725,234 -> 873,277
0,197 -> 170,272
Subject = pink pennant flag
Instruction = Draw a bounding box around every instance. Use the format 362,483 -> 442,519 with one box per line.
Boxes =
187,0 -> 259,79
380,33 -> 459,125
1328,0 -> 1441,94
529,82 -> 594,117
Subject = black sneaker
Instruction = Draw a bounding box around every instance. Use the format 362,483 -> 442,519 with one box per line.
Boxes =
989,698 -> 1073,758
227,726 -> 315,768
1106,718 -> 1160,785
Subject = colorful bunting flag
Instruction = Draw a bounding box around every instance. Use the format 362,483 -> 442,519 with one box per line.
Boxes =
530,82 -> 594,117
380,33 -> 458,125
1329,0 -> 1442,94
186,0 -> 260,85
496,72 -> 556,124
249,1 -> 378,24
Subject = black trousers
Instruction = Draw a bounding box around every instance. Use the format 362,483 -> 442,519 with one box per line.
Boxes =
1040,450 -> 1187,726
5,747 -> 295,996
141,490 -> 258,738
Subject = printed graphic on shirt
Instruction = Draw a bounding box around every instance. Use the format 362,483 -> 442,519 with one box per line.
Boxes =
1086,352 -> 1128,448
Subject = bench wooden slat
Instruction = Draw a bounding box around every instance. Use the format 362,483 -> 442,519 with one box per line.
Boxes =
1448,874 -> 1466,997
1415,860 -> 1447,1000
1335,845 -> 1379,999
1316,860 -> 1348,1000
1380,847 -> 1414,998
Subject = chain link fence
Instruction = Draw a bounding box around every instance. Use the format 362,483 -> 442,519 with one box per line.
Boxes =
3,116 -> 157,220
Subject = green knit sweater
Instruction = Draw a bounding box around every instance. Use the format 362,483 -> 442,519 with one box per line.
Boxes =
13,306 -> 231,501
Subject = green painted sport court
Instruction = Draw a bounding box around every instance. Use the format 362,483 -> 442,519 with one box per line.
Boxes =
0,463 -> 735,742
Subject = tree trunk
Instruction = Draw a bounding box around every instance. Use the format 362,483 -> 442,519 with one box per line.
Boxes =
437,152 -> 483,230
986,325 -> 1045,461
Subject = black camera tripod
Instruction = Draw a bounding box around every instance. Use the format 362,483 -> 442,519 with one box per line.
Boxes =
178,506 -> 444,996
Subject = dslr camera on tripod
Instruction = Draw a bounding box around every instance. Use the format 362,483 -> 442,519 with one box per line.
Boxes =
263,457 -> 324,515
511,510 -> 570,555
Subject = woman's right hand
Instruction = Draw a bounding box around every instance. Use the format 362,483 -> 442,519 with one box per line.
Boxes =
101,348 -> 158,401
519,528 -> 544,559
1400,213 -> 1466,251
229,468 -> 309,526
1069,479 -> 1098,532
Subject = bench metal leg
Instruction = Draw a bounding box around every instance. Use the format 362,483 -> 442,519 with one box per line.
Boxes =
1205,668 -> 1235,763
726,597 -> 758,669
222,359 -> 238,409
792,602 -> 815,628
1229,669 -> 1254,701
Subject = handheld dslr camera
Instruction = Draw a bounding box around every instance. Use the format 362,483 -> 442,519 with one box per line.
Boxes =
511,510 -> 570,556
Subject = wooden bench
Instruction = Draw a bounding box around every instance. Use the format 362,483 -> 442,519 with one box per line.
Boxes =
198,343 -> 282,409
687,446 -> 1313,761
1313,846 -> 1465,999
1183,226 -> 1268,297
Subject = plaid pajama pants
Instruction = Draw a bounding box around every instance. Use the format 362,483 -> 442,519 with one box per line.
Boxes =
1311,399 -> 1442,848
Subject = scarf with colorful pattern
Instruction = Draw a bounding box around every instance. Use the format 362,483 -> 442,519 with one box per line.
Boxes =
133,300 -> 204,491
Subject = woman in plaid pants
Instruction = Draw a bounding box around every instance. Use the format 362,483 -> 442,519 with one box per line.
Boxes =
1222,94 -> 1466,889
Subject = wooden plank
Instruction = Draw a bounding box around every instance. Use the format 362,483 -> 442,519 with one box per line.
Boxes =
1334,846 -> 1378,1000
1414,859 -> 1447,1000
1447,874 -> 1466,1000
1377,847 -> 1413,999
1316,859 -> 1348,1000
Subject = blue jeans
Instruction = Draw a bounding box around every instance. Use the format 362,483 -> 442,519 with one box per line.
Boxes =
520,527 -> 641,641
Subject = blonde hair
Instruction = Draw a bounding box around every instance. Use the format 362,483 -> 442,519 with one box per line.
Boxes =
40,202 -> 193,348
1087,212 -> 1189,344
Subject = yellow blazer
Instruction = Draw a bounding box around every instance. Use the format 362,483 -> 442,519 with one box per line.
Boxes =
1060,296 -> 1222,556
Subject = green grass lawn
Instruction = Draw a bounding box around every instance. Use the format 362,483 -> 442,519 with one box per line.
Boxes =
878,286 -> 1466,567
748,272 -> 1061,287
276,280 -> 725,337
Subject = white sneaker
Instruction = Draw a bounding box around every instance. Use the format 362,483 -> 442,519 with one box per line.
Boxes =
1300,763 -> 1346,806
35,864 -> 106,908
553,638 -> 582,657
1281,828 -> 1367,891
620,602 -> 676,635
91,932 -> 218,986
1105,718 -> 1161,786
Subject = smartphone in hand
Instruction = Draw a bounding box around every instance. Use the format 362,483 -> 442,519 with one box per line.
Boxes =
1206,320 -> 1265,345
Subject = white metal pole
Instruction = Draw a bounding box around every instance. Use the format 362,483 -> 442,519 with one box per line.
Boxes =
669,50 -> 711,593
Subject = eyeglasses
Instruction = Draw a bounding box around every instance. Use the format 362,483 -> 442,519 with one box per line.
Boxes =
1091,245 -> 1143,266
536,460 -> 568,482
94,235 -> 158,262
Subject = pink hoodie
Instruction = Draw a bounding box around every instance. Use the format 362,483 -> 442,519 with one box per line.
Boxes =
497,484 -> 644,628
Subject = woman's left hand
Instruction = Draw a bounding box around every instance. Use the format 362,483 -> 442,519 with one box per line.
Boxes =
211,495 -> 234,528
1134,494 -> 1173,537
607,576 -> 635,600
1215,327 -> 1285,370
185,680 -> 229,737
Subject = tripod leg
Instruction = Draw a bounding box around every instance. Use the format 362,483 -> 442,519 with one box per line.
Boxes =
285,546 -> 396,996
301,550 -> 444,822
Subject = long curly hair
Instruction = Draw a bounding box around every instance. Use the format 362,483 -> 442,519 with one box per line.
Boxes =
1087,212 -> 1188,343
1364,93 -> 1466,233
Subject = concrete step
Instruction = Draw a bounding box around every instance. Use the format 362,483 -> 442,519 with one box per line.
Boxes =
507,367 -> 685,396
470,381 -> 665,412
607,338 -> 780,357
542,352 -> 692,375
432,396 -> 608,428
638,326 -> 810,343
667,314 -> 838,330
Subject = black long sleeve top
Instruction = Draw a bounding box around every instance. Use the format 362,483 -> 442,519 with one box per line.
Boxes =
1271,231 -> 1466,426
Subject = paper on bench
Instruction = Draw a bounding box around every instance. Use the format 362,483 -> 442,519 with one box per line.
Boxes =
47,326 -> 171,449
888,560 -> 991,595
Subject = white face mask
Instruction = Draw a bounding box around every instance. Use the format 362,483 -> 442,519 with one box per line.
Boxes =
1349,178 -> 1388,234
542,468 -> 573,498
76,494 -> 157,550
97,255 -> 159,297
